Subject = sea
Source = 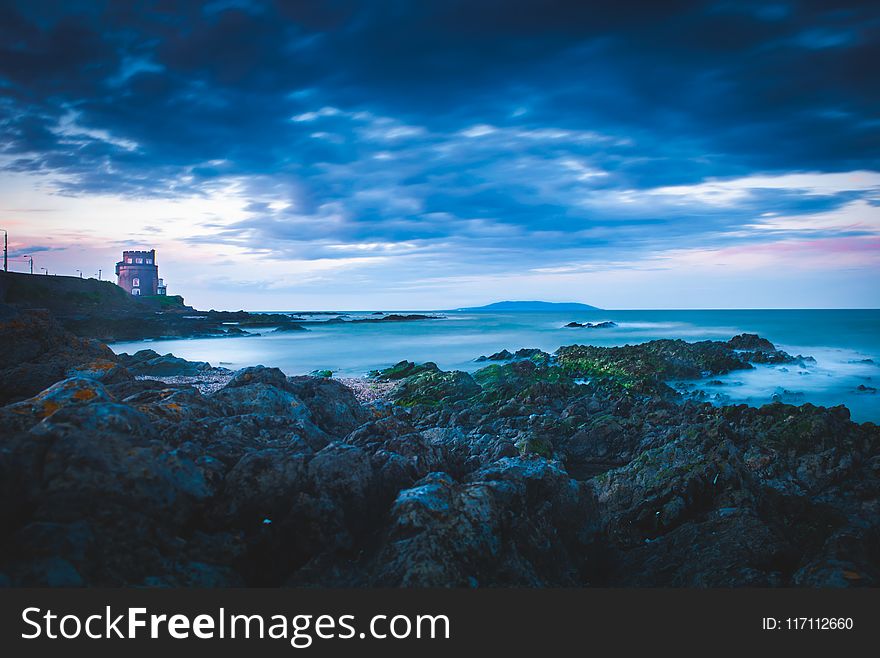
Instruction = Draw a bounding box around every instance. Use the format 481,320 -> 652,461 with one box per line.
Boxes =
110,309 -> 880,423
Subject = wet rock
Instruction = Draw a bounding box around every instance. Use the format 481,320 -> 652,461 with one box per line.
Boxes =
369,458 -> 597,586
287,376 -> 368,436
271,323 -> 307,332
387,365 -> 481,407
514,348 -> 550,360
119,351 -> 212,376
221,448 -> 311,523
213,381 -> 310,420
566,321 -> 617,328
65,359 -> 133,384
371,360 -> 439,381
0,305 -> 114,405
225,365 -> 288,389
476,349 -> 514,362
609,511 -> 791,587
1,377 -> 115,432
727,333 -> 776,351
556,339 -> 776,390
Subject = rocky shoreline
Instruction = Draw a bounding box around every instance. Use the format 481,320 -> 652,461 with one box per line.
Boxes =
0,271 -> 444,343
0,301 -> 878,588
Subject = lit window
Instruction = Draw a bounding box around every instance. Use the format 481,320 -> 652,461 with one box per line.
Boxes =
145,259 -> 153,264
136,258 -> 143,264
126,258 -> 132,264
132,278 -> 140,287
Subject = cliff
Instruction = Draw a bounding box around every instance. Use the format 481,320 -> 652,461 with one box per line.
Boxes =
0,271 -> 187,316
0,271 -> 309,341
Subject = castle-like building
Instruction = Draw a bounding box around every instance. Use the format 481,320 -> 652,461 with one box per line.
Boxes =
116,249 -> 167,296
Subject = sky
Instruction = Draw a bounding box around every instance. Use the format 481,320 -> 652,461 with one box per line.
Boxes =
1,0 -> 878,310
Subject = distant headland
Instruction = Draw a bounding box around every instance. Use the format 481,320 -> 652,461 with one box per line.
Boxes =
456,300 -> 600,312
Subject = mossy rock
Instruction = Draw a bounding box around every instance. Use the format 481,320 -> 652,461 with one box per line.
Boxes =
391,368 -> 481,407
370,360 -> 440,381
515,435 -> 554,458
474,361 -> 576,403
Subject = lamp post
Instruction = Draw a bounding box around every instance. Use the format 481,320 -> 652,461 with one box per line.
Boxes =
75,269 -> 82,278
40,267 -> 48,275
1,228 -> 7,272
21,255 -> 32,274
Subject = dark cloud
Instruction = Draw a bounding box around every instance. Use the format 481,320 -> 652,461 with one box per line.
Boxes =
1,0 -> 878,270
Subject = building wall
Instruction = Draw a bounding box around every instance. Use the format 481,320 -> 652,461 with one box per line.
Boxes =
116,249 -> 159,295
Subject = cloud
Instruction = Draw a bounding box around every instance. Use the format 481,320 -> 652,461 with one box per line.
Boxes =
640,171 -> 880,206
0,0 -> 878,308
746,200 -> 880,234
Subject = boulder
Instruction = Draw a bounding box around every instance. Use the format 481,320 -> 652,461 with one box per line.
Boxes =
476,349 -> 514,362
370,458 -> 597,587
122,352 -> 212,376
286,376 -> 369,437
0,306 -> 114,405
727,333 -> 776,351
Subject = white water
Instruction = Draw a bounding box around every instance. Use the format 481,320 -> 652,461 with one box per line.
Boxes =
111,309 -> 880,423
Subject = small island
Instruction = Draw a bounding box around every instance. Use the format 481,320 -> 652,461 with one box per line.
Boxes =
565,321 -> 618,329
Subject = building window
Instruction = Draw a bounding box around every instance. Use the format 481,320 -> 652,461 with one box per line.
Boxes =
131,288 -> 141,296
145,259 -> 153,264
126,258 -> 132,264
132,278 -> 140,287
136,258 -> 143,264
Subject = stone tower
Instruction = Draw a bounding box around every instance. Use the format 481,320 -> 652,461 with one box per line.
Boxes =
116,249 -> 159,296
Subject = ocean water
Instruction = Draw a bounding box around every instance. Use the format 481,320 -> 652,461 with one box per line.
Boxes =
110,309 -> 880,423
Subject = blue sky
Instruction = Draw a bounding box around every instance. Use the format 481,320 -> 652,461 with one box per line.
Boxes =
1,0 -> 879,309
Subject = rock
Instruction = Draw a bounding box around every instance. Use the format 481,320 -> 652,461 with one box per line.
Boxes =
474,359 -> 578,404
272,323 -> 307,332
221,448 -> 310,523
0,305 -> 114,405
0,311 -> 876,588
119,351 -> 211,376
556,338 -> 780,390
476,349 -> 514,362
2,377 -> 115,431
792,528 -> 880,587
286,376 -> 369,437
376,314 -> 437,322
308,442 -> 374,501
727,333 -> 776,351
66,359 -> 133,384
565,321 -> 617,328
609,511 -> 790,586
514,348 -> 549,360
323,314 -> 441,325
476,348 -> 548,363
213,381 -> 311,419
123,385 -> 220,422
369,458 -> 596,586
389,367 -> 481,407
371,360 -> 439,381
225,365 -> 289,390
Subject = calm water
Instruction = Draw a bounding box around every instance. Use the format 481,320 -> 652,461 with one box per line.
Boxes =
111,309 -> 880,423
